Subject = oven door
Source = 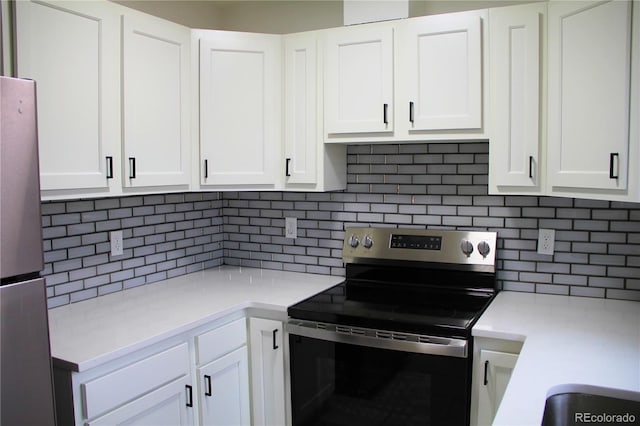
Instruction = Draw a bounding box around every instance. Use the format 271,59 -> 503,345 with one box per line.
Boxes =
288,321 -> 472,426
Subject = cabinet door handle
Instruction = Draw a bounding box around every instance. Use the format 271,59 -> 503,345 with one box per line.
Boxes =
483,360 -> 489,386
106,156 -> 113,179
529,155 -> 534,179
273,328 -> 279,350
204,375 -> 212,397
383,103 -> 389,125
186,384 -> 193,407
204,159 -> 208,179
409,101 -> 414,124
128,157 -> 136,179
285,158 -> 291,177
609,153 -> 619,179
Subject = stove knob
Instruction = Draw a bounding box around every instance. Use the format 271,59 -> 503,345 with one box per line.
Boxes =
478,241 -> 491,258
363,235 -> 374,249
460,239 -> 474,257
348,234 -> 360,248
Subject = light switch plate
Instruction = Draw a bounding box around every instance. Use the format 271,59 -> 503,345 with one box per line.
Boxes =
537,228 -> 555,255
285,217 -> 297,239
110,230 -> 123,256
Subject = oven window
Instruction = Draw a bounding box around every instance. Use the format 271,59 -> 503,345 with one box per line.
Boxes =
289,334 -> 470,426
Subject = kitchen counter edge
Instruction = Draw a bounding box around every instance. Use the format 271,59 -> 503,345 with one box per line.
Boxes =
472,291 -> 640,426
47,266 -> 343,372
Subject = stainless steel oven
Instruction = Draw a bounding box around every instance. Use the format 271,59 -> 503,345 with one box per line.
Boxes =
287,227 -> 497,426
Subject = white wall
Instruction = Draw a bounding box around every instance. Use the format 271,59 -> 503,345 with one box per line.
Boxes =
215,1 -> 343,34
112,0 -> 536,33
111,0 -> 224,29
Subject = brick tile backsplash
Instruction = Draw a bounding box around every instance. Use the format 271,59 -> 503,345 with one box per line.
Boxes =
223,142 -> 640,302
42,192 -> 224,308
42,142 -> 640,307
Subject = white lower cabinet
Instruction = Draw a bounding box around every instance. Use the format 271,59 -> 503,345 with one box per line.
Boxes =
54,316 -> 251,426
249,318 -> 286,426
87,376 -> 194,426
197,347 -> 250,426
471,337 -> 522,426
195,318 -> 250,426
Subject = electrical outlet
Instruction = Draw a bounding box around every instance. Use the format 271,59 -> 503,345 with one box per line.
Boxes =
110,230 -> 124,256
537,228 -> 555,255
285,217 -> 297,239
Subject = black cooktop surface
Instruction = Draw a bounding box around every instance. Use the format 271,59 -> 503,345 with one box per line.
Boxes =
288,281 -> 495,339
289,262 -> 497,339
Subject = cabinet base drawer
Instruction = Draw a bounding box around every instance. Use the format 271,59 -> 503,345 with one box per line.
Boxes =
82,343 -> 190,419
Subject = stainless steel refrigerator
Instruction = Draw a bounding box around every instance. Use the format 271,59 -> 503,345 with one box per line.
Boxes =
0,76 -> 56,425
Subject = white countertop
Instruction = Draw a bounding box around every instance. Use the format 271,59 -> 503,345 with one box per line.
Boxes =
473,291 -> 640,426
48,266 -> 343,372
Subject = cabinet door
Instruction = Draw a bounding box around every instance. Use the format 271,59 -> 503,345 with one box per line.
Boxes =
489,3 -> 544,190
476,350 -> 518,426
403,11 -> 482,131
548,0 -> 631,191
324,25 -> 394,134
15,0 -> 120,192
199,31 -> 281,186
122,13 -> 191,188
198,346 -> 250,426
249,318 -> 286,426
284,33 -> 318,185
86,377 -> 195,426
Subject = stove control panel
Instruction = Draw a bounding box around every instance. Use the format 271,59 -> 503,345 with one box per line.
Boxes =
343,227 -> 497,269
390,234 -> 442,250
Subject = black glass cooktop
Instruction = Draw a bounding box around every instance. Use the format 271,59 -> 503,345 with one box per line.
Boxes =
289,263 -> 497,339
288,282 -> 495,340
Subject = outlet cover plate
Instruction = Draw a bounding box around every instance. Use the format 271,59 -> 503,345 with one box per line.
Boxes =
110,230 -> 124,256
285,217 -> 297,239
537,228 -> 555,255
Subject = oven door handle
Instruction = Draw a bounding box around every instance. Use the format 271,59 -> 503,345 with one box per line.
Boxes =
287,321 -> 468,359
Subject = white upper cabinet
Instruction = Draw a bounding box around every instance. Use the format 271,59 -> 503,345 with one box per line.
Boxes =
547,0 -> 632,192
489,2 -> 545,192
283,31 -> 347,191
16,0 -> 193,199
324,10 -> 487,143
324,24 -> 394,135
121,13 -> 191,189
284,32 -> 318,185
15,0 -> 120,193
401,10 -> 482,131
198,31 -> 281,187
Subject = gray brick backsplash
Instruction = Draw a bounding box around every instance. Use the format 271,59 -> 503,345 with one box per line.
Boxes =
219,143 -> 640,302
42,192 -> 223,308
42,143 -> 640,307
